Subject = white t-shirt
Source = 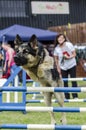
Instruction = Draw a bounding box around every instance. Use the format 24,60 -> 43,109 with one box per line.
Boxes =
54,41 -> 76,70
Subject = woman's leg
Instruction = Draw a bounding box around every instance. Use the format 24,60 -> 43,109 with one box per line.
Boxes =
68,66 -> 78,99
61,69 -> 70,99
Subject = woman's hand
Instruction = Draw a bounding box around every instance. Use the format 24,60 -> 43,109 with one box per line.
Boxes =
59,73 -> 62,79
63,50 -> 76,60
63,54 -> 70,59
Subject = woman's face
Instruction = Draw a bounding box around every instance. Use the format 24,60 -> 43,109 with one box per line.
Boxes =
57,35 -> 65,45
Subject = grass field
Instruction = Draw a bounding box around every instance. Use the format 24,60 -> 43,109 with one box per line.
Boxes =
0,81 -> 86,129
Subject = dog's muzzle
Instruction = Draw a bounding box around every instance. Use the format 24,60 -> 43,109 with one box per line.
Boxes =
14,55 -> 27,66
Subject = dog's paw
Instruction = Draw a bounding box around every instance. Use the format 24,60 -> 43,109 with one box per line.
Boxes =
51,120 -> 56,124
60,118 -> 67,125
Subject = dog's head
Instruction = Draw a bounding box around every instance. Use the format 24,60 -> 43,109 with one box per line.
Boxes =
14,34 -> 42,68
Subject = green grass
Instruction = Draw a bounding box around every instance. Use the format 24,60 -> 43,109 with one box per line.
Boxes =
0,81 -> 86,129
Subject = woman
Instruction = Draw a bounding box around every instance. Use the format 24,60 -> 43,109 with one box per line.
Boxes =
2,42 -> 18,85
53,34 -> 78,99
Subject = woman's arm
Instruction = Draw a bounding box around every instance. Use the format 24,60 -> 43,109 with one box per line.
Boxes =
70,50 -> 76,58
7,50 -> 13,68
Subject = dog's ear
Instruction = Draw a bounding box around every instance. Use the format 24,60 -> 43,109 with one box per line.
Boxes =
14,34 -> 23,51
14,34 -> 23,45
29,34 -> 37,42
29,34 -> 38,49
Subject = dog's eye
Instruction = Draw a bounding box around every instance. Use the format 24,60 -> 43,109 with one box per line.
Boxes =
16,49 -> 19,53
23,49 -> 29,53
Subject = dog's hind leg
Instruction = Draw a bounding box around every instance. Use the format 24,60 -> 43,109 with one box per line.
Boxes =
43,92 -> 56,124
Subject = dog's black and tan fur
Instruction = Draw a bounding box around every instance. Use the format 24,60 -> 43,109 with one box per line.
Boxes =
14,34 -> 66,124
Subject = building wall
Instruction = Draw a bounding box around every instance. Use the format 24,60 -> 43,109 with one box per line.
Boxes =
0,0 -> 86,29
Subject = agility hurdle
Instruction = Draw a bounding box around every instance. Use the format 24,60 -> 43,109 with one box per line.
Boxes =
1,86 -> 86,113
1,82 -> 86,129
0,124 -> 86,130
0,67 -> 26,110
26,77 -> 86,101
1,76 -> 86,129
1,76 -> 86,104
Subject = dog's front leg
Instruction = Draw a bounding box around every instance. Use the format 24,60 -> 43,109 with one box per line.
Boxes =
54,92 -> 67,125
37,57 -> 53,78
43,92 -> 56,124
54,79 -> 67,125
37,66 -> 45,78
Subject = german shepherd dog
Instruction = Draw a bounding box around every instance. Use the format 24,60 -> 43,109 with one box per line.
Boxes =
14,34 -> 66,124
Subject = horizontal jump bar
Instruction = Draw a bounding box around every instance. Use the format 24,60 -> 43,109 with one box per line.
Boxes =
0,87 -> 86,92
27,78 -> 86,82
26,99 -> 86,103
63,77 -> 86,81
0,106 -> 86,112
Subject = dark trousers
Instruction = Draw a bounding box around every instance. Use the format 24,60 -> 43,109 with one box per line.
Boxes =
61,66 -> 78,99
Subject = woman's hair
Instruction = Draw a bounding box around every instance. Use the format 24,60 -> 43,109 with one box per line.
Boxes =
54,33 -> 67,47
